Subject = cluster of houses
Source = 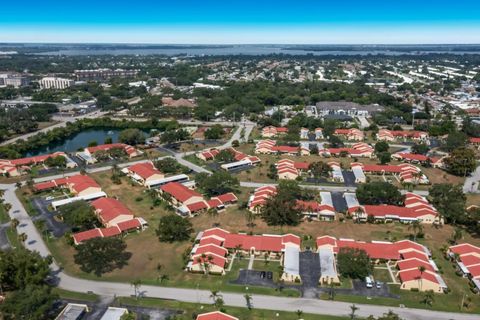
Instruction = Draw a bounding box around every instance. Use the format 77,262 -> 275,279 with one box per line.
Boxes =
350,162 -> 429,184
333,128 -> 364,141
275,159 -> 309,180
76,143 -> 142,164
319,142 -> 374,158
377,129 -> 429,143
188,227 -> 301,282
247,186 -> 335,220
255,139 -> 309,155
261,126 -> 289,138
391,152 -> 444,168
188,227 -> 447,293
448,243 -> 480,292
196,147 -> 260,172
0,152 -> 77,177
316,236 -> 447,293
347,192 -> 442,225
158,181 -> 238,217
300,127 -> 324,140
33,174 -> 146,245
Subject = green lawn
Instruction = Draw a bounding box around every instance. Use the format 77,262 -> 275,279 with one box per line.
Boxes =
116,296 -> 350,320
52,288 -> 99,302
373,267 -> 392,283
0,205 -> 9,223
15,189 -> 38,216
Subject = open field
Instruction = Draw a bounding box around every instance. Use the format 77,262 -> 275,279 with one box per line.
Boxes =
116,296 -> 350,320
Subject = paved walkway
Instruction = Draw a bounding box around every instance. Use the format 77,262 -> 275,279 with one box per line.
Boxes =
247,254 -> 255,270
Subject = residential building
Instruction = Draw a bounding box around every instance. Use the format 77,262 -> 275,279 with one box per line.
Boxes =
333,128 -> 364,141
315,101 -> 384,117
34,174 -> 102,198
122,162 -> 165,188
261,126 -> 288,138
76,143 -> 141,164
320,143 -> 373,158
91,198 -> 135,228
74,68 -> 139,81
39,77 -> 75,89
351,163 -> 429,184
316,236 -> 447,293
447,243 -> 480,292
196,311 -> 238,320
377,129 -> 429,143
248,185 -> 277,213
160,182 -> 204,207
0,152 -> 76,177
0,73 -> 29,88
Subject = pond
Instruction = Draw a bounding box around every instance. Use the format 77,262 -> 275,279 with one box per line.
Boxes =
25,129 -> 148,156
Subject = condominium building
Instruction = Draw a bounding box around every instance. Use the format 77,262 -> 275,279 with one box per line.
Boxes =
39,77 -> 75,89
0,73 -> 29,88
74,68 -> 139,80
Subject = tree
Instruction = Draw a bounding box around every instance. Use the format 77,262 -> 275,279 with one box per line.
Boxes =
0,248 -> 52,291
0,284 -> 58,320
10,218 -> 19,229
58,200 -> 98,231
156,215 -> 193,242
429,184 -> 466,224
296,309 -> 303,319
378,152 -> 391,164
244,293 -> 253,310
154,157 -> 183,174
450,227 -> 463,244
119,128 -> 145,145
443,147 -> 476,177
18,232 -> 28,243
215,149 -> 235,163
374,141 -> 389,153
131,279 -> 142,300
195,171 -> 239,197
443,131 -> 467,152
309,161 -> 331,179
408,220 -> 424,241
260,180 -> 303,226
337,248 -> 372,280
422,290 -> 435,306
356,182 -> 402,205
328,135 -> 344,148
349,304 -> 359,320
412,143 -> 429,155
74,237 -> 132,276
204,125 -> 225,140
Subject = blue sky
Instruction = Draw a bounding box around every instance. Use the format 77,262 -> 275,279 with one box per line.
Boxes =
1,0 -> 480,43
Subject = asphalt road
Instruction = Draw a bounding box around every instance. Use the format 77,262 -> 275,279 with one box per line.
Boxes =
463,162 -> 480,194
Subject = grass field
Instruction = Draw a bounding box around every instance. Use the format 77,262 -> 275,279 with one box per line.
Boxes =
116,296 -> 350,320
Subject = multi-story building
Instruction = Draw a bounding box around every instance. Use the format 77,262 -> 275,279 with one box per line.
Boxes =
39,77 -> 75,89
0,73 -> 29,88
74,68 -> 139,81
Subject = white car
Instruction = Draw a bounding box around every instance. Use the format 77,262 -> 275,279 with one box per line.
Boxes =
45,196 -> 54,201
365,276 -> 373,288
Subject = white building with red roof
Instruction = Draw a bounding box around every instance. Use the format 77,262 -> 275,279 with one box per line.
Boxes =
72,217 -> 145,245
275,159 -> 309,180
160,182 -> 204,207
261,126 -> 288,138
0,151 -> 77,177
91,198 -> 135,227
122,161 -> 165,188
34,174 -> 102,197
391,152 -> 431,164
76,143 -> 141,164
316,236 -> 446,292
377,129 -> 429,143
334,128 -> 364,141
196,311 -> 238,320
189,228 -> 301,275
448,243 -> 480,291
351,193 -> 440,224
351,162 -> 429,185
320,143 -> 373,158
247,185 -> 277,213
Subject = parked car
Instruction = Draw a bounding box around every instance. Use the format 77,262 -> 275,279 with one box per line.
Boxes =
365,276 -> 373,288
267,272 -> 273,280
45,196 -> 54,201
376,281 -> 383,289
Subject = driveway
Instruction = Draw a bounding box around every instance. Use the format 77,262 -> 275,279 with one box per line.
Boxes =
31,197 -> 70,238
299,251 -> 321,298
342,170 -> 357,187
331,192 -> 348,212
0,223 -> 11,250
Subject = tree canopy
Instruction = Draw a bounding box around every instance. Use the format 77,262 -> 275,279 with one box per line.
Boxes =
356,182 -> 403,205
118,128 -> 146,145
443,147 -> 477,176
74,237 -> 132,276
58,200 -> 98,232
260,180 -> 304,226
429,183 -> 466,225
337,247 -> 372,280
156,214 -> 193,242
195,171 -> 239,197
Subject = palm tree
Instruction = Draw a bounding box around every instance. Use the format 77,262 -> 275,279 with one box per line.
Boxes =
244,293 -> 253,310
418,266 -> 426,292
349,304 -> 359,320
210,290 -> 222,302
450,227 -> 463,245
207,208 -> 219,227
18,232 -> 28,243
422,290 -> 434,306
214,297 -> 224,310
159,274 -> 169,284
10,218 -> 19,229
245,211 -> 256,229
296,310 -> 303,319
3,203 -> 12,214
15,182 -> 22,189
0,189 -> 4,198
408,220 -> 423,241
131,279 -> 142,300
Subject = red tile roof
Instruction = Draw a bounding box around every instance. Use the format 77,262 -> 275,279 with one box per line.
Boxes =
92,198 -> 133,224
34,174 -> 100,193
86,143 -> 128,154
196,312 -> 238,320
128,162 -> 161,180
187,201 -> 209,213
459,254 -> 480,267
397,258 -> 434,273
160,182 -> 202,203
449,243 -> 480,256
398,269 -> 439,284
214,193 -> 238,203
73,228 -> 103,244
4,151 -> 67,166
117,218 -> 141,232
100,226 -> 122,237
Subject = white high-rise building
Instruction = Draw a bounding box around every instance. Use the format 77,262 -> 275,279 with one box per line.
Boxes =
39,77 -> 75,89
